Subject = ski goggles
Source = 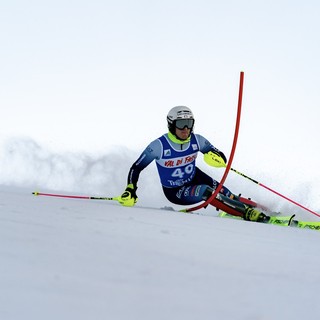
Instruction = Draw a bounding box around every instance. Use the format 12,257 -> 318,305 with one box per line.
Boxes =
174,119 -> 195,130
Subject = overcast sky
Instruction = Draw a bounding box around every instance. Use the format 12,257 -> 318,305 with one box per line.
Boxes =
1,1 -> 319,195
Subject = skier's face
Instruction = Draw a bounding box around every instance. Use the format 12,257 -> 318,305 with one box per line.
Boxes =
175,127 -> 190,140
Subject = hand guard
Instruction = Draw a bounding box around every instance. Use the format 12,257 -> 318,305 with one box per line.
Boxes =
204,151 -> 227,168
118,184 -> 138,207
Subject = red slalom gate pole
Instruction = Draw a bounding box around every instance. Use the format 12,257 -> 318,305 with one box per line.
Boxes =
182,71 -> 244,213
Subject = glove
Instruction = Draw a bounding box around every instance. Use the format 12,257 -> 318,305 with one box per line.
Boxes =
204,151 -> 227,168
118,184 -> 138,207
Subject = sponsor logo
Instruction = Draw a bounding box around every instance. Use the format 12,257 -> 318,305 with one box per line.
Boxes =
184,186 -> 191,197
164,154 -> 197,168
194,185 -> 202,197
273,218 -> 290,225
176,187 -> 184,199
176,110 -> 192,118
303,224 -> 320,230
167,176 -> 193,187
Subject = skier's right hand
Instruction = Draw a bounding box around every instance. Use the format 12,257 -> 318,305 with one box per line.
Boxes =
118,184 -> 138,207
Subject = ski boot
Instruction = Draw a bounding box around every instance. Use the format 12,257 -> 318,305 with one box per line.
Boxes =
243,206 -> 270,223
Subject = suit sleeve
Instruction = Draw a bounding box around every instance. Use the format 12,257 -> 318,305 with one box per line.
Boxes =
127,139 -> 162,188
196,134 -> 227,163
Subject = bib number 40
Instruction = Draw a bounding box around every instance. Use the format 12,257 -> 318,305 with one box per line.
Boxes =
171,164 -> 194,179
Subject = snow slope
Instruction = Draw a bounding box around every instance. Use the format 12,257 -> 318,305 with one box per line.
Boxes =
1,185 -> 320,320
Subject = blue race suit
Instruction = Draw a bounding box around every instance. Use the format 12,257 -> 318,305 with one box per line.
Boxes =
127,133 -> 233,205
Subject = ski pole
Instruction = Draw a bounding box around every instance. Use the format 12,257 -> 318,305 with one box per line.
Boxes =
229,168 -> 320,218
204,152 -> 320,217
32,191 -> 120,202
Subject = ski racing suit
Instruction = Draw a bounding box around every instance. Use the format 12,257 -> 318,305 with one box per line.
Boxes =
127,132 -> 234,205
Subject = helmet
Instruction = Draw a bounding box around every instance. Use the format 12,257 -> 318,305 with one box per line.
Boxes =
167,106 -> 195,136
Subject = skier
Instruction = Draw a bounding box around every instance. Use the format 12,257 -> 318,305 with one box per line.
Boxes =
119,106 -> 269,222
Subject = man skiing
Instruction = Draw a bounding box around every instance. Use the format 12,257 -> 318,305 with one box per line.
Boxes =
119,106 -> 269,222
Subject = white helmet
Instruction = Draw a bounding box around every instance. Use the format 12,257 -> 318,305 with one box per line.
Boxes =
167,106 -> 195,136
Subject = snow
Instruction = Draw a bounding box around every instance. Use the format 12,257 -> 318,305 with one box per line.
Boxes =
1,183 -> 320,320
1,136 -> 320,319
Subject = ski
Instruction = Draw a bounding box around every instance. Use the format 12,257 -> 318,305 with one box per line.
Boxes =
218,211 -> 320,231
290,219 -> 320,231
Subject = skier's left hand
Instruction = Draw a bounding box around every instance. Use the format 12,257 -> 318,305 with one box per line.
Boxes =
204,151 -> 227,168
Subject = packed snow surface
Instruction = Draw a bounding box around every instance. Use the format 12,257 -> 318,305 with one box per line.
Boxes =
1,185 -> 320,320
